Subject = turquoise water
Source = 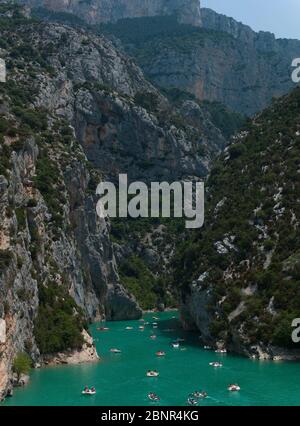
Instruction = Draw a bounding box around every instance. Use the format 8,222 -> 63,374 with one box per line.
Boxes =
3,311 -> 300,406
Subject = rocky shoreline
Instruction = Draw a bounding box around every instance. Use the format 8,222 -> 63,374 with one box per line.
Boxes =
0,330 -> 99,402
180,304 -> 300,362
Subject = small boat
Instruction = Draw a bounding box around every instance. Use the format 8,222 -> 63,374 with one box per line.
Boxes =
82,388 -> 96,396
156,351 -> 166,357
150,335 -> 157,340
139,326 -> 145,330
172,342 -> 180,348
126,326 -> 133,330
148,393 -> 160,401
209,361 -> 223,368
215,348 -> 227,354
97,327 -> 109,331
146,370 -> 159,377
187,397 -> 198,406
228,384 -> 241,392
110,348 -> 122,353
153,316 -> 159,320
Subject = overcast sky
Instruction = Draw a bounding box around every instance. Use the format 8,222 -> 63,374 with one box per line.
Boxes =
202,0 -> 300,40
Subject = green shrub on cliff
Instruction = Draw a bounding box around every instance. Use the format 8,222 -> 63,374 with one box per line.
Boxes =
34,282 -> 85,354
172,87 -> 300,349
13,353 -> 32,381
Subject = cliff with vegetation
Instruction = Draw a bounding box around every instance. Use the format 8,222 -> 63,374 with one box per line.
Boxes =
0,3 -> 230,398
174,87 -> 300,360
100,12 -> 299,116
1,0 -> 300,402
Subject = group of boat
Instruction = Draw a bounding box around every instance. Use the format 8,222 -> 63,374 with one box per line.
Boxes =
95,316 -> 241,405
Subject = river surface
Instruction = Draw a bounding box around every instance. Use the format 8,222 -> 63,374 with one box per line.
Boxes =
3,311 -> 300,406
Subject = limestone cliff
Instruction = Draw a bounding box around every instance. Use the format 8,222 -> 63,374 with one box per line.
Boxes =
101,9 -> 300,116
175,87 -> 300,360
0,5 -> 218,399
21,0 -> 202,26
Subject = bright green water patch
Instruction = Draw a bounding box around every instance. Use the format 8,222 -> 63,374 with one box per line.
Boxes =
3,311 -> 300,406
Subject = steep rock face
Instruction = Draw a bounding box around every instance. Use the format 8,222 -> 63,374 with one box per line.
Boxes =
0,9 -> 147,399
102,11 -> 300,116
175,87 -> 300,359
22,0 -> 202,26
0,120 -> 140,398
27,21 -> 224,311
23,22 -> 221,180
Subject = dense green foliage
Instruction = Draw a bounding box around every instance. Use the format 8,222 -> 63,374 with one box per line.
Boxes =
173,87 -> 300,349
119,256 -> 158,310
34,282 -> 85,354
13,352 -> 32,380
201,101 -> 247,139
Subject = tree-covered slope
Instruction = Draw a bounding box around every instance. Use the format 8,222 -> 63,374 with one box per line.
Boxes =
174,87 -> 300,359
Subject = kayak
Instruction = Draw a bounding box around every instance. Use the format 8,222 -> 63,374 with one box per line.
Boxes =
110,348 -> 122,353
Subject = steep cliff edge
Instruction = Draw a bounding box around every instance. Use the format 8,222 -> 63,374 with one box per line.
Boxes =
20,0 -> 202,26
100,11 -> 300,116
175,87 -> 300,360
0,6 -> 145,399
0,4 -> 222,398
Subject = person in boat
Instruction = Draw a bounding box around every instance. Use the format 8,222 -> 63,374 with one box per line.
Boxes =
84,386 -> 89,392
91,387 -> 96,393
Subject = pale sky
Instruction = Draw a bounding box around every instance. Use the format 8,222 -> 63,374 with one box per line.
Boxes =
202,0 -> 300,40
